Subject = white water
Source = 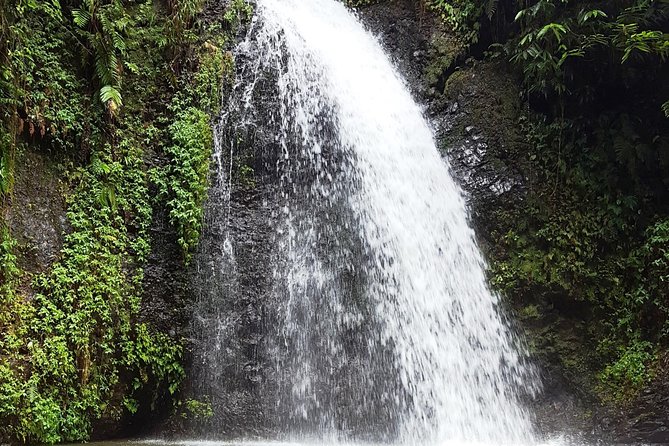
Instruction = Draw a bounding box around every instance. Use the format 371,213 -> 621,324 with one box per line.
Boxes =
205,0 -> 542,444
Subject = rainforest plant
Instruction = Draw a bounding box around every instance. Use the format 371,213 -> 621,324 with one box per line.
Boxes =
0,0 -> 245,441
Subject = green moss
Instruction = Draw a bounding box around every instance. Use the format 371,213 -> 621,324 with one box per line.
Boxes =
443,68 -> 469,98
425,32 -> 467,88
519,304 -> 541,320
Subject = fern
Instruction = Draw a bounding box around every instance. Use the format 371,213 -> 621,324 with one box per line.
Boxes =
484,0 -> 497,20
99,85 -> 122,111
169,0 -> 207,41
72,0 -> 127,113
663,100 -> 669,118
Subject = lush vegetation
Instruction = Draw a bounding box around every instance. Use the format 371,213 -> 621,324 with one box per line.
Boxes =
426,0 -> 668,403
0,0 -> 241,442
0,141 -> 185,443
160,41 -> 233,261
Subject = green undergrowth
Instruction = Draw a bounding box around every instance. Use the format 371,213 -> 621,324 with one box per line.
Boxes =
0,0 -> 246,442
159,41 -> 234,262
0,140 -> 185,443
488,114 -> 669,404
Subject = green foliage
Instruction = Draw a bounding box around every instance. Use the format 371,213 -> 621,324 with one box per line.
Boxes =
1,0 -> 87,151
489,111 -> 669,403
0,224 -> 17,270
164,107 -> 213,261
15,21 -> 87,146
124,323 -> 185,403
223,0 -> 253,29
428,0 -> 669,117
72,0 -> 130,114
0,219 -> 31,446
183,398 -> 214,419
632,219 -> 669,337
0,223 -> 20,311
431,0 -> 486,44
0,0 -> 229,440
1,0 -> 62,111
160,43 -> 231,261
598,339 -> 656,401
0,140 -> 185,444
169,0 -> 207,42
194,45 -> 232,115
0,129 -> 12,198
508,0 -> 669,110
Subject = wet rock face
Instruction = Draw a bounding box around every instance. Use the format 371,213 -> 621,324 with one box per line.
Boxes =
142,206 -> 194,337
6,150 -> 68,275
186,176 -> 278,437
181,62 -> 282,434
356,0 -> 431,92
433,64 -> 528,241
614,354 -> 669,443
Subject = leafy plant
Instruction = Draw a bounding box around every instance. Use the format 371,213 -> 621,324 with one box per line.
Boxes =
0,143 -> 11,198
72,0 -> 129,114
183,398 -> 214,419
431,0 -> 484,44
223,0 -> 253,29
4,139 -> 183,443
598,339 -> 656,402
508,0 -> 669,108
161,43 -> 231,261
164,107 -> 213,261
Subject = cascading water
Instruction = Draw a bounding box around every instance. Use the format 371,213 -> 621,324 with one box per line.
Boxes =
192,0 -> 541,443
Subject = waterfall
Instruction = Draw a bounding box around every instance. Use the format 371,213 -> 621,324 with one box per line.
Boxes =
191,0 -> 541,443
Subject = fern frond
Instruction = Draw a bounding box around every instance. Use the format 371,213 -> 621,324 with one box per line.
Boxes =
72,8 -> 92,28
94,49 -> 114,86
109,52 -> 122,84
485,0 -> 498,20
100,85 -> 122,107
98,11 -> 114,34
111,30 -> 126,52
